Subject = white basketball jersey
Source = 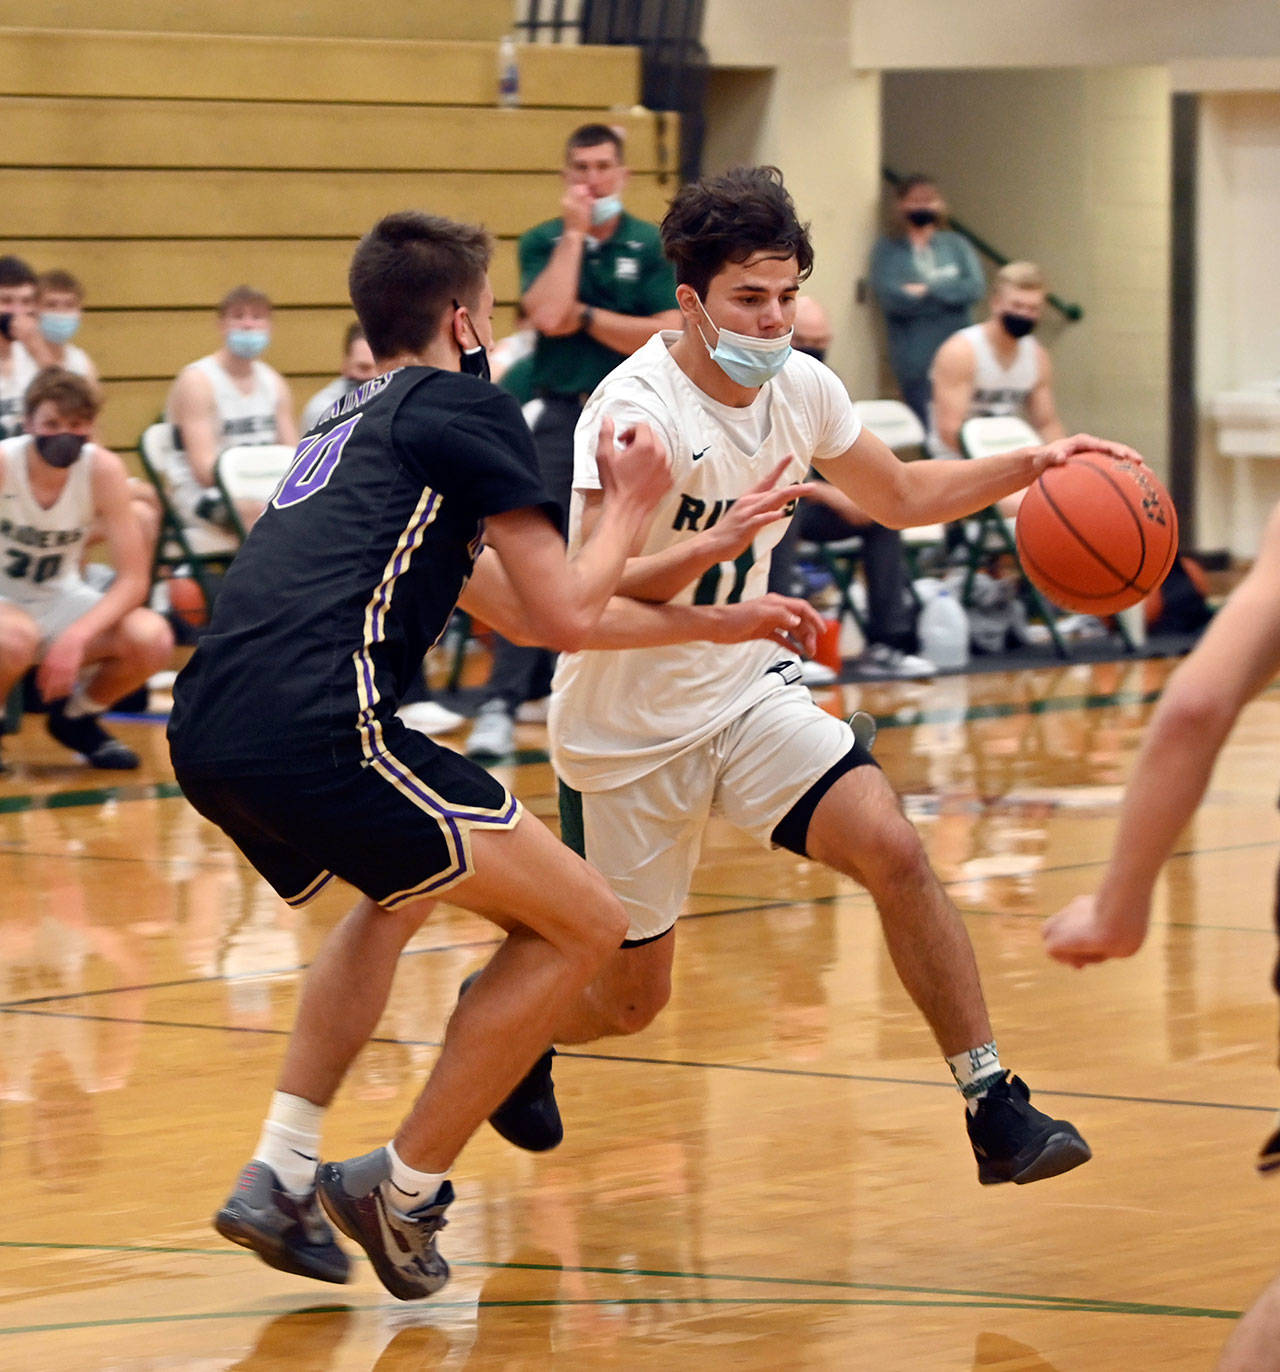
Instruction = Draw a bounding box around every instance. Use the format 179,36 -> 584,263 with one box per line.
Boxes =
549,332 -> 862,791
187,354 -> 281,452
0,434 -> 96,608
928,323 -> 1040,458
0,343 -> 39,440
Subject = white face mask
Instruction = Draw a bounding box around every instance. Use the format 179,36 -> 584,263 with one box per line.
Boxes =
693,295 -> 793,388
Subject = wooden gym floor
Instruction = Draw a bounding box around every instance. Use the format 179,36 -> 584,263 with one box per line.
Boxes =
2,655 -> 1278,1370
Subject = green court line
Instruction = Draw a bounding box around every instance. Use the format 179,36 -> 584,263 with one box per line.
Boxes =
2,1004 -> 1272,1117
0,1239 -> 1244,1321
0,1293 -> 1240,1338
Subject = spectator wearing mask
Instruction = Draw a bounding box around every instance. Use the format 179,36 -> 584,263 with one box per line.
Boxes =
35,271 -> 98,386
0,256 -> 41,441
465,122 -> 681,759
869,175 -> 985,428
164,285 -> 298,531
928,260 -> 1065,466
301,321 -> 378,433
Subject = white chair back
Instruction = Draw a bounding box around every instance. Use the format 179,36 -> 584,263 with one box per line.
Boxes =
958,415 -> 1041,461
216,444 -> 297,508
853,399 -> 925,452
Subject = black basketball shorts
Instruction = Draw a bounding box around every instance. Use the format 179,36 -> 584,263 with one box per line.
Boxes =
175,728 -> 521,911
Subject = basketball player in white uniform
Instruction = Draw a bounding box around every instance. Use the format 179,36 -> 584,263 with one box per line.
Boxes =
476,167 -> 1141,1185
0,369 -> 173,771
927,259 -> 1065,465
0,256 -> 41,442
165,285 -> 298,531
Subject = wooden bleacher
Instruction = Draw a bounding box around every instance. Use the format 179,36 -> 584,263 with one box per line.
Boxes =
0,5 -> 678,456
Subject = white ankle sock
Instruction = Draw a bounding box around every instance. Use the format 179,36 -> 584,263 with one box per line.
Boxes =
64,682 -> 108,719
385,1140 -> 448,1213
946,1041 -> 1004,1115
253,1091 -> 325,1195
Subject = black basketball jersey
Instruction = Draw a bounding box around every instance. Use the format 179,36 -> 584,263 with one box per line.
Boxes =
168,366 -> 553,775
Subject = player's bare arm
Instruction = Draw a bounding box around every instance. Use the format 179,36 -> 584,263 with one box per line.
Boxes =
37,451 -> 149,700
482,418 -> 671,649
580,305 -> 683,355
167,367 -> 221,486
930,335 -> 976,454
461,549 -> 822,654
1044,503 -> 1280,968
1026,346 -> 1066,442
579,454 -> 812,604
820,428 -> 1142,530
274,374 -> 299,447
522,186 -> 591,335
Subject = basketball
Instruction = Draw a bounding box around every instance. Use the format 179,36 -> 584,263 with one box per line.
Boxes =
167,574 -> 208,628
1014,452 -> 1179,616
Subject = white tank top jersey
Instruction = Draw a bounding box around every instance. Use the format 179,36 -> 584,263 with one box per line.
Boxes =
56,343 -> 95,380
928,323 -> 1040,459
0,434 -> 96,609
188,354 -> 281,452
549,331 -> 862,792
0,343 -> 40,440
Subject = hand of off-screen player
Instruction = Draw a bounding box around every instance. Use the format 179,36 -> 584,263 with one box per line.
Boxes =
1042,893 -> 1149,968
594,416 -> 672,516
1031,433 -> 1146,477
705,455 -> 814,562
711,593 -> 826,656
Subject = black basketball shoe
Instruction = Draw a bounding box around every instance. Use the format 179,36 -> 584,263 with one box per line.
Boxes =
966,1072 -> 1092,1185
46,701 -> 140,769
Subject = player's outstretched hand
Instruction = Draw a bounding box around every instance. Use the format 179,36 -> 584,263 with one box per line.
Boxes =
1042,893 -> 1147,968
1033,434 -> 1147,475
712,593 -> 825,656
596,417 -> 672,516
709,456 -> 813,560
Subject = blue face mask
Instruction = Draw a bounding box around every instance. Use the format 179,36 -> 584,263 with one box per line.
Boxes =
226,328 -> 270,360
694,296 -> 793,389
39,311 -> 81,345
590,193 -> 623,226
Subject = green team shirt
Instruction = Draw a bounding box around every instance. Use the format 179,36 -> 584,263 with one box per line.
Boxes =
519,210 -> 677,398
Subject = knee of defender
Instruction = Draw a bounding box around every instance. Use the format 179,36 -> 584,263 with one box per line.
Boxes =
603,976 -> 671,1035
0,617 -> 40,674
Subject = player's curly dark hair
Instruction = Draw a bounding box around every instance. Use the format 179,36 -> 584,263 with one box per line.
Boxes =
349,211 -> 491,360
660,166 -> 813,298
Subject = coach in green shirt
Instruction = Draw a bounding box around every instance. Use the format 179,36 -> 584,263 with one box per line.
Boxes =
466,122 -> 680,760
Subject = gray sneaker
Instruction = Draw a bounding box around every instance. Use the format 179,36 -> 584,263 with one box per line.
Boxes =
214,1160 -> 350,1284
316,1148 -> 453,1301
465,701 -> 515,758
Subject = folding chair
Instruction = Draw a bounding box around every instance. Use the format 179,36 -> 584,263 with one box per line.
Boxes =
853,399 -> 947,584
957,415 -> 1132,658
215,444 -> 297,541
137,422 -> 240,614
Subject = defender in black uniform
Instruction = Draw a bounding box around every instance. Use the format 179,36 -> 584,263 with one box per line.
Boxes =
169,211 -> 676,1301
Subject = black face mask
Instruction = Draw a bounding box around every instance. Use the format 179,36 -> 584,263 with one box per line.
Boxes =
452,301 -> 491,382
0,312 -> 13,342
795,345 -> 827,364
34,432 -> 87,468
905,209 -> 939,228
999,312 -> 1037,339
459,343 -> 491,383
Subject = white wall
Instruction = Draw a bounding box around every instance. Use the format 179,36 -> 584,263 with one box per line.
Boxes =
701,0 -> 881,400
853,0 -> 1280,70
1195,93 -> 1280,553
881,66 -> 1171,476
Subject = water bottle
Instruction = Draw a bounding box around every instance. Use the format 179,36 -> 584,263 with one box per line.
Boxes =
497,34 -> 519,108
918,586 -> 970,669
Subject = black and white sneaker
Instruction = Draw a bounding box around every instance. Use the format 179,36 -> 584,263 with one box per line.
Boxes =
966,1072 -> 1092,1185
46,701 -> 140,769
316,1148 -> 452,1301
214,1160 -> 350,1284
850,643 -> 937,681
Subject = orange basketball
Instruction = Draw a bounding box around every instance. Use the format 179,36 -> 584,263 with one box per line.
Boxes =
1015,452 -> 1178,616
167,575 -> 208,628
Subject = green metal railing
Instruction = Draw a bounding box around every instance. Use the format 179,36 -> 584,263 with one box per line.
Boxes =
882,167 -> 1083,323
